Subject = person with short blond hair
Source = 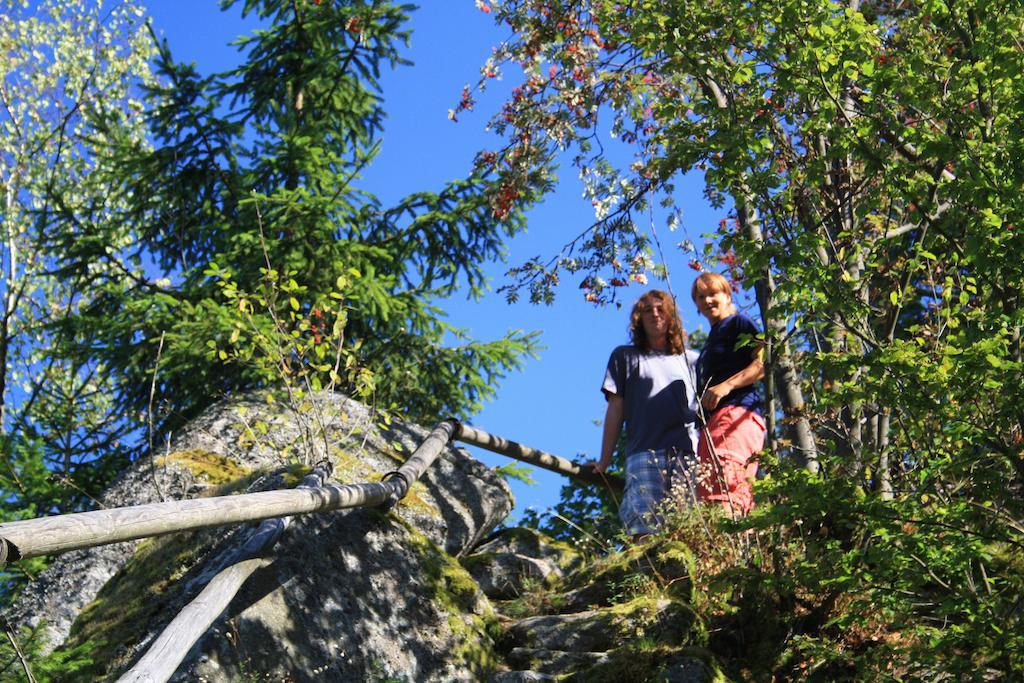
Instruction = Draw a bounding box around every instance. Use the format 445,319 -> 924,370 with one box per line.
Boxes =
590,289 -> 699,539
691,273 -> 766,516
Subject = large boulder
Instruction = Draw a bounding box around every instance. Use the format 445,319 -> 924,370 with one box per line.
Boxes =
9,391 -> 513,681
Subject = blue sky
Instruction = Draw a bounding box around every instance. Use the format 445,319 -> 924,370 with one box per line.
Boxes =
143,1 -> 723,520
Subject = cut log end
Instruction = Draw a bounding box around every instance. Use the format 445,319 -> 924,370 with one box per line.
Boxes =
0,537 -> 22,565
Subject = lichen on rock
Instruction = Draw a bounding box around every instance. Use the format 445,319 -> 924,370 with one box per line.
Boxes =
155,449 -> 250,486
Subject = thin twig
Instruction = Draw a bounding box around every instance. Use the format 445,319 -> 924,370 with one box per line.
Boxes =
147,331 -> 167,502
1,612 -> 36,683
548,512 -> 611,552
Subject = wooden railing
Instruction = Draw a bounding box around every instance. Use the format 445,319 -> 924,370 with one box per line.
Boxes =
0,422 -> 621,565
0,421 -> 623,682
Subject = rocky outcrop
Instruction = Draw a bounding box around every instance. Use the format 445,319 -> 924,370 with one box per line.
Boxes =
10,391 -> 513,681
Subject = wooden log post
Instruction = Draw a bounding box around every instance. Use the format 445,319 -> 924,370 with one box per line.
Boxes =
117,467 -> 330,683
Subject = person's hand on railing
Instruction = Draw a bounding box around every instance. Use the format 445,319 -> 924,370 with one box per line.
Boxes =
580,458 -> 610,474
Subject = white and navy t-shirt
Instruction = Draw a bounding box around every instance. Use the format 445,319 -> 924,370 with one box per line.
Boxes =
602,345 -> 698,456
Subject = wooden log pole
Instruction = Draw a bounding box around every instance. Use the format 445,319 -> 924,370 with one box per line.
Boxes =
0,422 -> 458,564
453,423 -> 624,493
117,467 -> 330,683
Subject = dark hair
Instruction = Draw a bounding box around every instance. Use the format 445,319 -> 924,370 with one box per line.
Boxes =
629,290 -> 687,354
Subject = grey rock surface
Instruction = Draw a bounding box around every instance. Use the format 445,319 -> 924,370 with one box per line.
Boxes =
495,588 -> 711,681
489,671 -> 556,683
660,655 -> 718,683
9,450 -> 206,653
503,609 -> 621,653
466,552 -> 559,600
506,647 -> 609,673
553,581 -> 615,614
9,391 -> 514,681
473,527 -> 582,570
178,511 -> 494,682
464,527 -> 583,599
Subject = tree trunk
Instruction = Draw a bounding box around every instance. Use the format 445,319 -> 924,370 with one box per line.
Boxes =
876,408 -> 893,501
740,200 -> 820,472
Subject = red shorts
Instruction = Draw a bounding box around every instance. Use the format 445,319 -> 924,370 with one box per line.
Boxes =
696,405 -> 765,516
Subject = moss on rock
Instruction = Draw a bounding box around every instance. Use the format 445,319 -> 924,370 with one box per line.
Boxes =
157,449 -> 250,486
489,527 -> 582,571
400,521 -> 503,677
571,643 -> 726,683
485,530 -> 723,680
606,594 -> 705,648
328,446 -> 437,516
55,462 -> 314,681
559,539 -> 697,607
59,529 -> 208,681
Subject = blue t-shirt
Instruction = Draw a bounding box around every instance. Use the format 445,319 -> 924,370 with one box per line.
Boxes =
696,313 -> 763,415
602,345 -> 698,456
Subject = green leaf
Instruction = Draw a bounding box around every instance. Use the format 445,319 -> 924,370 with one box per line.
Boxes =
494,462 -> 537,485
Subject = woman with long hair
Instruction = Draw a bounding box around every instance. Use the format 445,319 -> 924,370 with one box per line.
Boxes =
591,289 -> 699,539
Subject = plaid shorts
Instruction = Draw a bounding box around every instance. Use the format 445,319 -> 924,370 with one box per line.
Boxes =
619,447 -> 696,536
